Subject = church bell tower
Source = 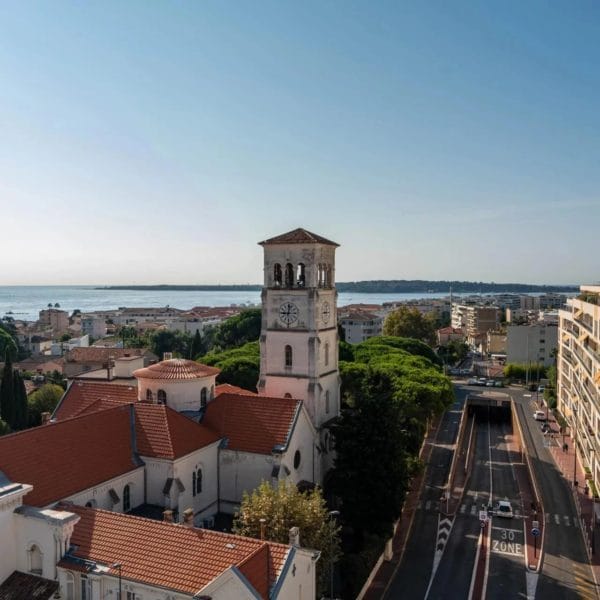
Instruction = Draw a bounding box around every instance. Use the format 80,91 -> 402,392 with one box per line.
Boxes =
258,228 -> 340,431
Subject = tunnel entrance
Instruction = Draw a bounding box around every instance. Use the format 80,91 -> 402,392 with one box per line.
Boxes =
467,393 -> 512,423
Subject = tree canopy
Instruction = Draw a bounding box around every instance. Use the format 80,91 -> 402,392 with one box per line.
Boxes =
209,309 -> 261,351
382,306 -> 437,345
201,342 -> 260,391
28,384 -> 65,427
233,480 -> 340,596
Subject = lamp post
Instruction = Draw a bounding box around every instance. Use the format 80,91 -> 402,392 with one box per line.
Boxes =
112,563 -> 122,600
328,510 -> 340,600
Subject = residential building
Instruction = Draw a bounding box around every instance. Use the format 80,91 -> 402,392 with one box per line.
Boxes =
63,347 -> 157,378
436,326 -> 464,346
557,286 -> 600,486
506,315 -> 558,367
338,310 -> 383,344
452,303 -> 500,344
81,315 -> 108,339
38,308 -> 69,335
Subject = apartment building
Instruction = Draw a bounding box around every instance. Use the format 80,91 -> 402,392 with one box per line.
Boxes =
38,308 -> 69,334
338,310 -> 383,344
506,315 -> 558,367
557,285 -> 600,486
452,303 -> 500,340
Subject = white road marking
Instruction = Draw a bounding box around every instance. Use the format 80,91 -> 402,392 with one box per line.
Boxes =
425,500 -> 431,511
471,505 -> 477,516
545,513 -> 550,523
564,515 -> 570,526
526,572 -> 539,600
554,514 -> 560,525
460,504 -> 466,513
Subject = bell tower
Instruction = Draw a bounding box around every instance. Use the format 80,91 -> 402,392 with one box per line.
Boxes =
258,228 -> 340,431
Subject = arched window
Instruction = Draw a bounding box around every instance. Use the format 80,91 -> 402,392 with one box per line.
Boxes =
296,263 -> 306,287
293,450 -> 301,470
201,387 -> 207,409
192,472 -> 196,497
29,544 -> 43,575
285,345 -> 293,368
284,263 -> 294,288
146,389 -> 153,402
196,468 -> 203,494
273,263 -> 282,286
324,342 -> 330,367
325,390 -> 330,414
65,572 -> 74,600
123,484 -> 131,513
157,389 -> 167,404
326,264 -> 332,287
317,264 -> 324,287
284,393 -> 292,399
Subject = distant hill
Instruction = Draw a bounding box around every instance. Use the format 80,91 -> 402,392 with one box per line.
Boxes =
99,281 -> 578,294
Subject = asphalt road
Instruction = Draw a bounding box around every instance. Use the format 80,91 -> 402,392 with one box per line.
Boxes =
383,388 -> 468,599
385,381 -> 598,600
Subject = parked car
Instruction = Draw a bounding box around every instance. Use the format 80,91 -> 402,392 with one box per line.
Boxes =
533,411 -> 546,421
494,380 -> 504,387
485,380 -> 495,387
468,378 -> 478,385
538,385 -> 545,393
495,500 -> 514,518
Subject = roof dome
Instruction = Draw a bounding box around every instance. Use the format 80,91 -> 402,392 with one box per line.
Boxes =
133,359 -> 220,381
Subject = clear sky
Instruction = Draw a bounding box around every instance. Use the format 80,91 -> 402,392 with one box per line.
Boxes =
1,1 -> 599,285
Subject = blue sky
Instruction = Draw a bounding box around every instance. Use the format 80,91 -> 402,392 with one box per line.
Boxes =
0,1 -> 598,285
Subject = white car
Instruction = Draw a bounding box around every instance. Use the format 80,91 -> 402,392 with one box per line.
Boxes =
533,410 -> 546,421
496,500 -> 513,518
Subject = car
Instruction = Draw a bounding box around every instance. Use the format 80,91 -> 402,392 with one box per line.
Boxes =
495,500 -> 513,518
538,385 -> 545,393
485,380 -> 495,387
468,378 -> 478,385
541,422 -> 550,432
533,410 -> 546,421
477,378 -> 487,386
494,380 -> 504,387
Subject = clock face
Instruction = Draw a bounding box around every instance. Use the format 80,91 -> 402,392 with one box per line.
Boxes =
321,302 -> 331,323
279,302 -> 299,326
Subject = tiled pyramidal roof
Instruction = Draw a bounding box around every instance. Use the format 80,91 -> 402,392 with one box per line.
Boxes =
133,358 -> 220,380
258,227 -> 339,246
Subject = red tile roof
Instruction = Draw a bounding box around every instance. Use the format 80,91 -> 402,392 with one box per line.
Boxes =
53,381 -> 137,420
0,406 -> 140,507
215,383 -> 258,397
54,382 -> 220,459
66,348 -> 146,364
258,228 -> 339,247
133,358 -> 220,380
203,394 -> 301,454
58,505 -> 289,598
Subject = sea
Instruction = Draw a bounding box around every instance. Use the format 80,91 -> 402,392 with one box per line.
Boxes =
0,285 -> 465,322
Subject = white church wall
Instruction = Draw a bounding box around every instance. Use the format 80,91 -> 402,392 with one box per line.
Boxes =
137,377 -> 216,413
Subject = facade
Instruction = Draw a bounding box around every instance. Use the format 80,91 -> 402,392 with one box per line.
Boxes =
436,326 -> 464,346
557,286 -> 600,487
506,317 -> 558,367
338,311 -> 383,344
38,308 -> 69,334
452,303 -> 500,343
258,228 -> 341,445
81,315 -> 108,339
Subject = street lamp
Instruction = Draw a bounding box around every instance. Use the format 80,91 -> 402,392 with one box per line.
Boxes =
112,563 -> 122,600
328,510 -> 340,600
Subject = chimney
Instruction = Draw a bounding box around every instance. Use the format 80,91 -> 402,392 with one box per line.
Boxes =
163,352 -> 173,361
259,518 -> 266,541
288,526 -> 300,547
41,412 -> 51,425
163,509 -> 174,523
182,508 -> 194,527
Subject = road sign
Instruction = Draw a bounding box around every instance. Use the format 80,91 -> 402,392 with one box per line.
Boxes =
481,521 -> 486,528
532,520 -> 539,529
531,528 -> 540,537
479,510 -> 488,522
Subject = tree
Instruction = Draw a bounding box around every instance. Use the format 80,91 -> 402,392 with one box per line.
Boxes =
383,306 -> 436,345
12,371 -> 28,430
0,354 -> 15,427
233,480 -> 340,596
0,326 -> 17,361
210,309 -> 261,351
0,418 -> 10,436
146,330 -> 193,359
190,330 -> 205,359
201,342 -> 260,390
28,384 -> 65,426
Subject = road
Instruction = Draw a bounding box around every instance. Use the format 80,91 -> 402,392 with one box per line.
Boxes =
384,382 -> 599,599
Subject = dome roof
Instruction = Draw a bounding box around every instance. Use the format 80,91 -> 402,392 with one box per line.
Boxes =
133,359 -> 220,381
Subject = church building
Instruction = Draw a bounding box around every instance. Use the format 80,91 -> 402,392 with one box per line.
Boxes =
0,228 -> 340,599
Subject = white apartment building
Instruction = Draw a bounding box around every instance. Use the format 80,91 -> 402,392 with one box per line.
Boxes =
506,317 -> 558,367
81,315 -> 108,339
338,311 -> 383,344
557,286 -> 600,486
452,304 -> 500,341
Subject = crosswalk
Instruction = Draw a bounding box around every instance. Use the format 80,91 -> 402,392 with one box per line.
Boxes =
416,501 -> 581,528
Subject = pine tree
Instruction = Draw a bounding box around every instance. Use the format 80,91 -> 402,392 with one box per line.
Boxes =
190,330 -> 203,359
0,353 -> 15,428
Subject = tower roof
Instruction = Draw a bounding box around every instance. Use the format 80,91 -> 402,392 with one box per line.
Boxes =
258,228 -> 339,247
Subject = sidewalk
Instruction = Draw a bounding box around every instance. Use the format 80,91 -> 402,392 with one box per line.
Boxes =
547,427 -> 600,584
360,415 -> 443,600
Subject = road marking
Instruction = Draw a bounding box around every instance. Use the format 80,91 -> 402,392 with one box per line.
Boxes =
545,513 -> 550,524
526,572 -> 539,600
471,505 -> 477,516
416,502 -> 421,510
491,539 -> 523,555
554,514 -> 560,525
564,515 -> 570,526
425,500 -> 431,511
460,504 -> 466,514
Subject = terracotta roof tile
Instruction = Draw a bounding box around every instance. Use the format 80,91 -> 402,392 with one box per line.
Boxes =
258,228 -> 339,247
53,381 -> 137,420
0,407 -> 140,507
203,394 -> 301,455
58,505 -> 289,597
133,358 -> 220,380
54,382 -> 220,459
66,348 -> 146,364
215,383 -> 257,397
